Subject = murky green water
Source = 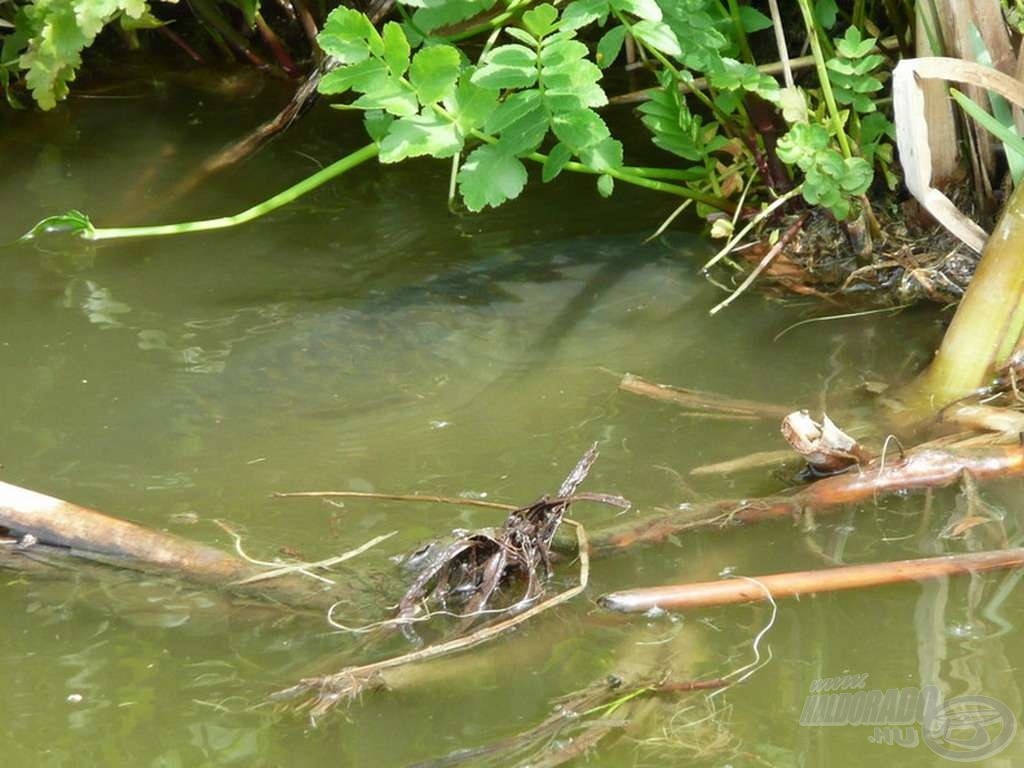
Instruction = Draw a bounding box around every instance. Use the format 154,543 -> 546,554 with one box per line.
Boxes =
3,79 -> 1024,767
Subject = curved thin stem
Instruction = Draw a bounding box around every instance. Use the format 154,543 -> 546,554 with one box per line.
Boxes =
84,143 -> 380,241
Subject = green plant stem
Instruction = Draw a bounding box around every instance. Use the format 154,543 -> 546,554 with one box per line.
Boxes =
461,126 -> 733,210
795,0 -> 852,159
622,166 -> 695,181
554,157 -> 726,207
85,143 -> 380,241
905,183 -> 1024,409
723,0 -> 756,64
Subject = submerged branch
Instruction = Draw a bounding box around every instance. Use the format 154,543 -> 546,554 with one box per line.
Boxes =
0,480 -> 367,610
586,442 -> 1024,552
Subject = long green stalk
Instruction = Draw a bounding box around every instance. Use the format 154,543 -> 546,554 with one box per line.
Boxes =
907,183 -> 1024,409
795,0 -> 852,159
56,143 -> 378,242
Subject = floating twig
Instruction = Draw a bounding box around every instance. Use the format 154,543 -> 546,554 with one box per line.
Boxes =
599,548 -> 1024,612
274,490 -> 517,511
619,374 -> 792,419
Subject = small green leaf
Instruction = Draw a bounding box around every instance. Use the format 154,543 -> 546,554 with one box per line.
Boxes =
814,0 -> 838,28
486,89 -> 543,132
542,143 -> 573,182
631,20 -> 681,58
836,27 -> 875,59
21,210 -> 95,241
561,0 -> 610,30
381,22 -> 410,76
596,26 -> 627,68
779,86 -> 809,123
379,112 -> 462,162
612,0 -> 661,21
504,27 -> 538,46
550,108 -> 610,152
318,7 -> 379,64
364,110 -> 395,142
542,59 -> 607,110
579,137 -> 623,171
521,3 -> 559,38
319,58 -> 388,96
596,174 -> 614,197
494,104 -> 549,155
412,0 -> 497,33
839,157 -> 873,194
458,144 -> 529,211
443,72 -> 500,134
351,74 -> 419,117
738,6 -> 773,33
410,45 -> 461,103
472,44 -> 538,89
540,39 -> 589,68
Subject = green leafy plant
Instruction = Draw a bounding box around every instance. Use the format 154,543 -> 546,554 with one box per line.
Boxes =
315,4 -> 725,211
16,0 -> 911,251
3,0 -> 163,110
826,27 -> 886,114
776,122 -> 872,219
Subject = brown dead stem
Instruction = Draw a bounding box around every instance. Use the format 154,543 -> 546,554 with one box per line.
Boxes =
599,546 -> 1024,612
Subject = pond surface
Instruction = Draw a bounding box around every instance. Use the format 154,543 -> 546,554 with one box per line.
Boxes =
2,76 -> 1023,767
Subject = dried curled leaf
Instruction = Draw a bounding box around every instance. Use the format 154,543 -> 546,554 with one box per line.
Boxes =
781,410 -> 867,475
